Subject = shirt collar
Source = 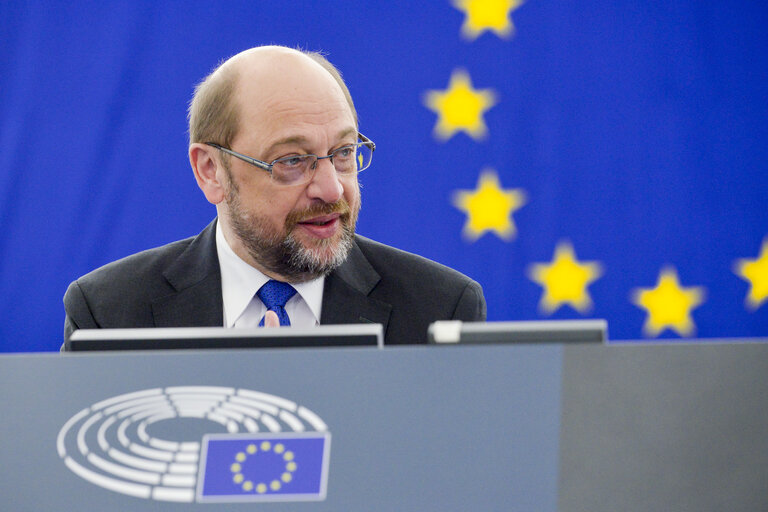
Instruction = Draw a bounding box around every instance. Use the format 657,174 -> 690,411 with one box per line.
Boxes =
215,220 -> 324,326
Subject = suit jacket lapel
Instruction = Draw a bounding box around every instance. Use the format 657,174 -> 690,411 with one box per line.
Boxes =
321,236 -> 392,329
152,220 -> 224,327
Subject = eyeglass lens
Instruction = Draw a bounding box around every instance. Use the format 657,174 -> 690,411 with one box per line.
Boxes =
271,143 -> 373,184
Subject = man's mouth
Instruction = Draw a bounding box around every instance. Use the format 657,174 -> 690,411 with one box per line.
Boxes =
299,214 -> 340,226
295,213 -> 343,239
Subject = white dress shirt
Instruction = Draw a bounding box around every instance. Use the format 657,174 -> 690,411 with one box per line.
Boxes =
216,222 -> 324,328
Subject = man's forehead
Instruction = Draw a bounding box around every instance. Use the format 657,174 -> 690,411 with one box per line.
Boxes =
239,85 -> 354,133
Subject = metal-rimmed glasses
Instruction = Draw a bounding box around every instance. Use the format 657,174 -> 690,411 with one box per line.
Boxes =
205,133 -> 375,186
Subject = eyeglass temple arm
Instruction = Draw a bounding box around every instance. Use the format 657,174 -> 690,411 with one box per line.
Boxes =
204,142 -> 272,171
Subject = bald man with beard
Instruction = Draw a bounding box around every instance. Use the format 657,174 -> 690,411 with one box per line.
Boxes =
63,46 -> 485,346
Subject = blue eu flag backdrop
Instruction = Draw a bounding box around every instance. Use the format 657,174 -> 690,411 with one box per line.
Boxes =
198,433 -> 330,502
0,1 -> 766,350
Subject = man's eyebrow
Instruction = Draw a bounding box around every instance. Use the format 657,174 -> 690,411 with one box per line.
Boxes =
264,136 -> 310,156
264,128 -> 359,156
336,127 -> 357,142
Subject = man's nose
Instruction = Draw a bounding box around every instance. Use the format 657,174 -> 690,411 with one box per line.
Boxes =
306,157 -> 344,203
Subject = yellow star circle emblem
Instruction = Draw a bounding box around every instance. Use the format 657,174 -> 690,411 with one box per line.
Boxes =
424,69 -> 497,141
631,267 -> 705,337
733,237 -> 768,310
453,0 -> 525,40
527,241 -> 604,314
452,169 -> 526,241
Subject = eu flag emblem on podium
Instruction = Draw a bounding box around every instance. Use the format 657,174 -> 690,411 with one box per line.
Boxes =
197,432 -> 331,502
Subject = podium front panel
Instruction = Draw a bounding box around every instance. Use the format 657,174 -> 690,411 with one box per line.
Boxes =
0,345 -> 563,511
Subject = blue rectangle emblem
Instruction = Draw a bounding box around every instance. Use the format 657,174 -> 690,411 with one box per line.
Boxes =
197,432 -> 330,502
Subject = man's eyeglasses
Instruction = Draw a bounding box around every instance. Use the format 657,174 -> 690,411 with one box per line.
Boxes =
205,133 -> 375,186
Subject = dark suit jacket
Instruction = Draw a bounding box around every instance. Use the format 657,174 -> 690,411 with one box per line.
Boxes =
63,220 -> 486,345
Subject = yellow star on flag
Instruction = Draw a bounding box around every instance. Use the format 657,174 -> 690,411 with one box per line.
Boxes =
528,241 -> 604,314
733,238 -> 768,310
424,69 -> 497,141
453,0 -> 524,40
452,169 -> 526,241
631,267 -> 705,337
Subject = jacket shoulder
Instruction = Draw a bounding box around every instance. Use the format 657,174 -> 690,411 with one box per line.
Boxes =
73,236 -> 195,295
352,234 -> 486,323
63,235 -> 198,335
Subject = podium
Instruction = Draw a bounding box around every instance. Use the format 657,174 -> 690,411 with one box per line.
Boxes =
1,341 -> 767,511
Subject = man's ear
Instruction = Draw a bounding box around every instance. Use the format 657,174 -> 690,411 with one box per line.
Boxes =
190,143 -> 226,205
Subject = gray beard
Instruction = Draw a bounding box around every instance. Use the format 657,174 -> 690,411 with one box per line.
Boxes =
280,225 -> 355,280
225,184 -> 357,283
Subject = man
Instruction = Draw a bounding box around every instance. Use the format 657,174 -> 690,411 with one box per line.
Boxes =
63,46 -> 485,345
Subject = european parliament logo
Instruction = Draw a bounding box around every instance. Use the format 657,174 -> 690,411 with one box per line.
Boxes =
56,386 -> 330,503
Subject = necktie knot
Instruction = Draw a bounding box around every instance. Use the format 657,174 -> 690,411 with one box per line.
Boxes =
256,280 -> 297,326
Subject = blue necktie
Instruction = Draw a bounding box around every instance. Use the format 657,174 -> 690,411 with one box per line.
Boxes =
257,280 -> 297,327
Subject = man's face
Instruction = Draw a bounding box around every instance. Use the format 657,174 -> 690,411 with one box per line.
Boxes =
222,158 -> 359,282
217,55 -> 361,282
